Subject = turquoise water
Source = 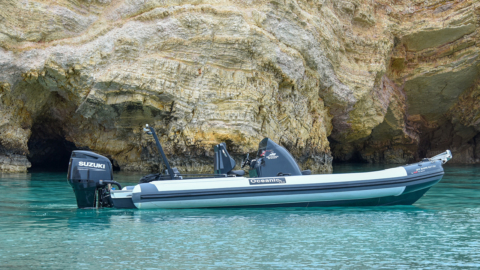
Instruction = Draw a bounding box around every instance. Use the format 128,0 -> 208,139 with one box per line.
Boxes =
1,164 -> 479,269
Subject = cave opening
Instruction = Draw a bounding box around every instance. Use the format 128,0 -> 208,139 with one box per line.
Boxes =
331,152 -> 367,164
27,117 -> 122,172
27,117 -> 78,171
328,138 -> 368,164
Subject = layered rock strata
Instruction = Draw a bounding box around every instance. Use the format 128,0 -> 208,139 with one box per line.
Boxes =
333,0 -> 480,164
0,0 -> 479,173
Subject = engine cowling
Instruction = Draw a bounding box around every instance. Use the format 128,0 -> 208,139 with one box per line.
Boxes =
67,150 -> 116,208
249,138 -> 303,177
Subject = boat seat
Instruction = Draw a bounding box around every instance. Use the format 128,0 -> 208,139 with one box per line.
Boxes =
301,170 -> 311,175
214,143 -> 244,176
230,170 -> 245,176
139,173 -> 162,183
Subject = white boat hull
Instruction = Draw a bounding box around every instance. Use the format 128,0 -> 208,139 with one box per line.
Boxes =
111,159 -> 445,209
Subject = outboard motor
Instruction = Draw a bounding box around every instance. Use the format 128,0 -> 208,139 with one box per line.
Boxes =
67,150 -> 121,208
248,138 -> 303,177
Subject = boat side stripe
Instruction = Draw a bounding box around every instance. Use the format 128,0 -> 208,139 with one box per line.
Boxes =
136,186 -> 407,209
136,173 -> 443,202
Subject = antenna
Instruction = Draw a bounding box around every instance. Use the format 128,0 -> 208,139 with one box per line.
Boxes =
144,124 -> 175,179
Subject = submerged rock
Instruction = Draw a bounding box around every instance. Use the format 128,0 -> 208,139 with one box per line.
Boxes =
0,0 -> 478,172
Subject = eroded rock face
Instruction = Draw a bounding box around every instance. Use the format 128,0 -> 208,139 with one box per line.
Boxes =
0,0 -> 479,173
332,0 -> 480,164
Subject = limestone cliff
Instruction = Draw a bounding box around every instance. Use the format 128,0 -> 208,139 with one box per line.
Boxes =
0,0 -> 478,173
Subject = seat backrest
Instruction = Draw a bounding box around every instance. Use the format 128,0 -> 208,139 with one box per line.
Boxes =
214,143 -> 236,174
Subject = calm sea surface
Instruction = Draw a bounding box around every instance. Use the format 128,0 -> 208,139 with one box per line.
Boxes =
0,164 -> 479,269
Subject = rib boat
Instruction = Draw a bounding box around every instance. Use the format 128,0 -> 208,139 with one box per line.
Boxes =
68,124 -> 452,209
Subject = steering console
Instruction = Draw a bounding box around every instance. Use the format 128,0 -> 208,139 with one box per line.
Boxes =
241,153 -> 251,168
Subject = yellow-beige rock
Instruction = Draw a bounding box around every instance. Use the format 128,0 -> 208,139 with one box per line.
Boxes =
0,0 -> 479,173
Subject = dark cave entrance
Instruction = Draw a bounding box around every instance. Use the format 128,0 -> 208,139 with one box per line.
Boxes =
27,117 -> 78,172
27,118 -> 121,172
328,137 -> 368,164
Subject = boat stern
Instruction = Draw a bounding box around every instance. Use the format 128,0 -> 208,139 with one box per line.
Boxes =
111,187 -> 137,209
